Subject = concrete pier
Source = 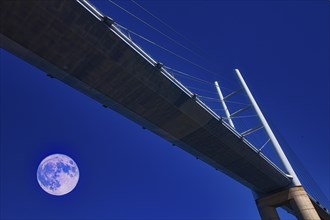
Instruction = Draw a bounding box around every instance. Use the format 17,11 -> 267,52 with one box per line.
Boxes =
256,186 -> 321,220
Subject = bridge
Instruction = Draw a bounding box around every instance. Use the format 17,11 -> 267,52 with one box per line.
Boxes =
1,1 -> 329,219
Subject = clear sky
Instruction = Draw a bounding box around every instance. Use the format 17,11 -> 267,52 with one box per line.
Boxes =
1,1 -> 329,219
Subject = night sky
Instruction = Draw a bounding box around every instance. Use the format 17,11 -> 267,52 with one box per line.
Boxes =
1,1 -> 329,219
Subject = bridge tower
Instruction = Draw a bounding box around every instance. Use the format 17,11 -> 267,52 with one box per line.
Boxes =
233,69 -> 321,220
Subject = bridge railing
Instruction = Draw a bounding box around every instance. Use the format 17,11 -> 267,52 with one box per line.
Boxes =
77,2 -> 329,213
77,0 -> 226,124
77,0 -> 293,182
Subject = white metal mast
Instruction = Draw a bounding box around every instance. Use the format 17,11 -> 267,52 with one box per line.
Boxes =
214,81 -> 235,128
234,69 -> 301,186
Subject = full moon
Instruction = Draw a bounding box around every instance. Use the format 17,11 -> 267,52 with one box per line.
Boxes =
37,154 -> 79,196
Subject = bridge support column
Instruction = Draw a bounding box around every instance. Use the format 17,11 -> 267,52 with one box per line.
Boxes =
257,206 -> 280,220
255,186 -> 320,220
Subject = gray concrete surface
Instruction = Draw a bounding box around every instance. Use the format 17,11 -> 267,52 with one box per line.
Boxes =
0,0 -> 300,195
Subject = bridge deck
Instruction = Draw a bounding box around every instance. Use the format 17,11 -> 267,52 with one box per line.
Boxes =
1,0 -> 291,194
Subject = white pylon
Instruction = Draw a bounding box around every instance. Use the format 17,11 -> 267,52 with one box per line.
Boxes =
235,69 -> 301,186
214,81 -> 235,129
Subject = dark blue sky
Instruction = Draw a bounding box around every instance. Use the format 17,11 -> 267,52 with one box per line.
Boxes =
1,1 -> 329,219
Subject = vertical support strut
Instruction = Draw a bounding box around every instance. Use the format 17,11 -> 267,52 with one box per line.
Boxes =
234,69 -> 301,186
214,81 -> 235,129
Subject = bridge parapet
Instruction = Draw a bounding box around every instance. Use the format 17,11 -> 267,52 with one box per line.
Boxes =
0,0 -> 292,194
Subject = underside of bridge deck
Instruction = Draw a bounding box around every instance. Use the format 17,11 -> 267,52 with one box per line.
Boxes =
0,0 -> 306,199
2,1 -> 329,218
